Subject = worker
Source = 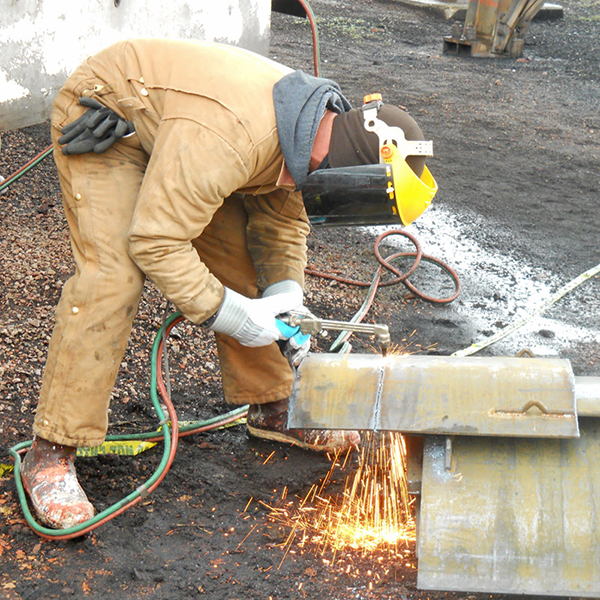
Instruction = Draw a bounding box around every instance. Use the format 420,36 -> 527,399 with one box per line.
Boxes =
19,39 -> 437,530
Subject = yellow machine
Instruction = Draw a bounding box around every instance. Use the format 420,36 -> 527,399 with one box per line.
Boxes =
443,0 -> 550,58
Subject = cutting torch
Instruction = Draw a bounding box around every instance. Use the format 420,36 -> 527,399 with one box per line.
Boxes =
277,313 -> 391,357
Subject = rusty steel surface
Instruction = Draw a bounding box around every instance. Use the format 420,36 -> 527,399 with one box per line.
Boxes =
288,354 -> 579,438
417,421 -> 600,596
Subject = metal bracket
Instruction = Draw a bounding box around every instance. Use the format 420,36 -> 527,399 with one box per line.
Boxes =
516,348 -> 536,358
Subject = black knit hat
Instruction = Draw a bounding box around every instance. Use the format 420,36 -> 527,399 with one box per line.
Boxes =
328,105 -> 426,177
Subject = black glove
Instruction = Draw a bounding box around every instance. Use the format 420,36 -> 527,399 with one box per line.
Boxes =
58,97 -> 135,155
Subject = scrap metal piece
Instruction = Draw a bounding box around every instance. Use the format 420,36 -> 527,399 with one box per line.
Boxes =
417,420 -> 600,596
288,354 -> 579,438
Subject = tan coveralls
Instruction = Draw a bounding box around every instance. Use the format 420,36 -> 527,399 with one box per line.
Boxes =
33,39 -> 311,448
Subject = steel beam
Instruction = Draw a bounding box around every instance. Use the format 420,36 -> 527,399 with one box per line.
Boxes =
288,353 -> 583,438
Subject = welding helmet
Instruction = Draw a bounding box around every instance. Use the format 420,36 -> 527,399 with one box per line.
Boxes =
302,94 -> 438,227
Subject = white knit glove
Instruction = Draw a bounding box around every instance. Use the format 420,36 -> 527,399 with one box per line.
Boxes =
210,280 -> 303,347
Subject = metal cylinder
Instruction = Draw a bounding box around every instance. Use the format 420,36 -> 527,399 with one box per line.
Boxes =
575,376 -> 600,417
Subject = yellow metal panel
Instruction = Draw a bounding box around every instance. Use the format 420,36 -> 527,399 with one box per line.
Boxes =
473,0 -> 499,41
417,420 -> 600,596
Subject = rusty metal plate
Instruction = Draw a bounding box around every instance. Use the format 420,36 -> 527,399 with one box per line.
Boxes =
288,353 -> 383,430
288,354 -> 578,438
417,420 -> 600,596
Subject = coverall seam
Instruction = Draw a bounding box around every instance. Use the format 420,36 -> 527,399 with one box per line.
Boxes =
160,114 -> 253,171
227,381 -> 293,405
251,125 -> 280,149
148,89 -> 256,148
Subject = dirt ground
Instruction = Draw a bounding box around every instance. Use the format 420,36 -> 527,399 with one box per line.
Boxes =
1,0 -> 599,598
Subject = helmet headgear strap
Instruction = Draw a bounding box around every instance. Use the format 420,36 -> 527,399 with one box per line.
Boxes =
361,94 -> 433,162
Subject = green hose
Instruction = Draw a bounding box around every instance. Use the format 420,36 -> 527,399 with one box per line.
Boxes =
0,146 -> 53,194
9,311 -> 247,538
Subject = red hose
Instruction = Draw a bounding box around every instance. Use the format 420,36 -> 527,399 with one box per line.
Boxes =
297,0 -> 321,76
31,317 -> 183,540
306,230 -> 460,304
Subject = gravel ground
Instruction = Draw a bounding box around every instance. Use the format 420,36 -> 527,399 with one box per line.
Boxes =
1,0 -> 599,598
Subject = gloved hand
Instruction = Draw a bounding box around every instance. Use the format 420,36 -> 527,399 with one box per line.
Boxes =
275,318 -> 311,367
265,281 -> 312,365
209,280 -> 304,348
58,97 -> 135,155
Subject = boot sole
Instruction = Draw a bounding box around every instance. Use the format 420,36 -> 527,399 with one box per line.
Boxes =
246,423 -> 351,453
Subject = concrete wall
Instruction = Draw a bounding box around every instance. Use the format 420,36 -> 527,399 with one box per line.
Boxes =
0,0 -> 271,132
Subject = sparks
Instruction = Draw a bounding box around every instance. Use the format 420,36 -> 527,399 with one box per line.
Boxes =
264,342 -> 422,563
269,431 -> 416,562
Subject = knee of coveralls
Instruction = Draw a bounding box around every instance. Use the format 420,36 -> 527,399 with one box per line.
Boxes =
192,195 -> 294,406
33,96 -> 150,448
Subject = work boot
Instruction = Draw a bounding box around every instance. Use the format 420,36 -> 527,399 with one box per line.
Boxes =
246,398 -> 361,452
20,436 -> 95,529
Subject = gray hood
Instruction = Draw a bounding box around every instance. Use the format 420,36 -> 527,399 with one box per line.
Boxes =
273,70 -> 352,190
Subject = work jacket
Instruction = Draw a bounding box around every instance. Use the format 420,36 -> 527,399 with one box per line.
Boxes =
59,39 -> 310,325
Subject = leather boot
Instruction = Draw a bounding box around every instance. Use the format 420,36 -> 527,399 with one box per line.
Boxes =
246,398 -> 360,452
20,436 -> 95,529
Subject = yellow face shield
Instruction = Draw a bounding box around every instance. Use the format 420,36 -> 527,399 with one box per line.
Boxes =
301,157 -> 436,227
381,143 -> 437,225
301,94 -> 437,228
364,94 -> 437,225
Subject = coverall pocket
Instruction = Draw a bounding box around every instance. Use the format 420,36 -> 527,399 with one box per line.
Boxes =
52,79 -> 118,130
278,190 -> 307,220
51,76 -> 98,129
